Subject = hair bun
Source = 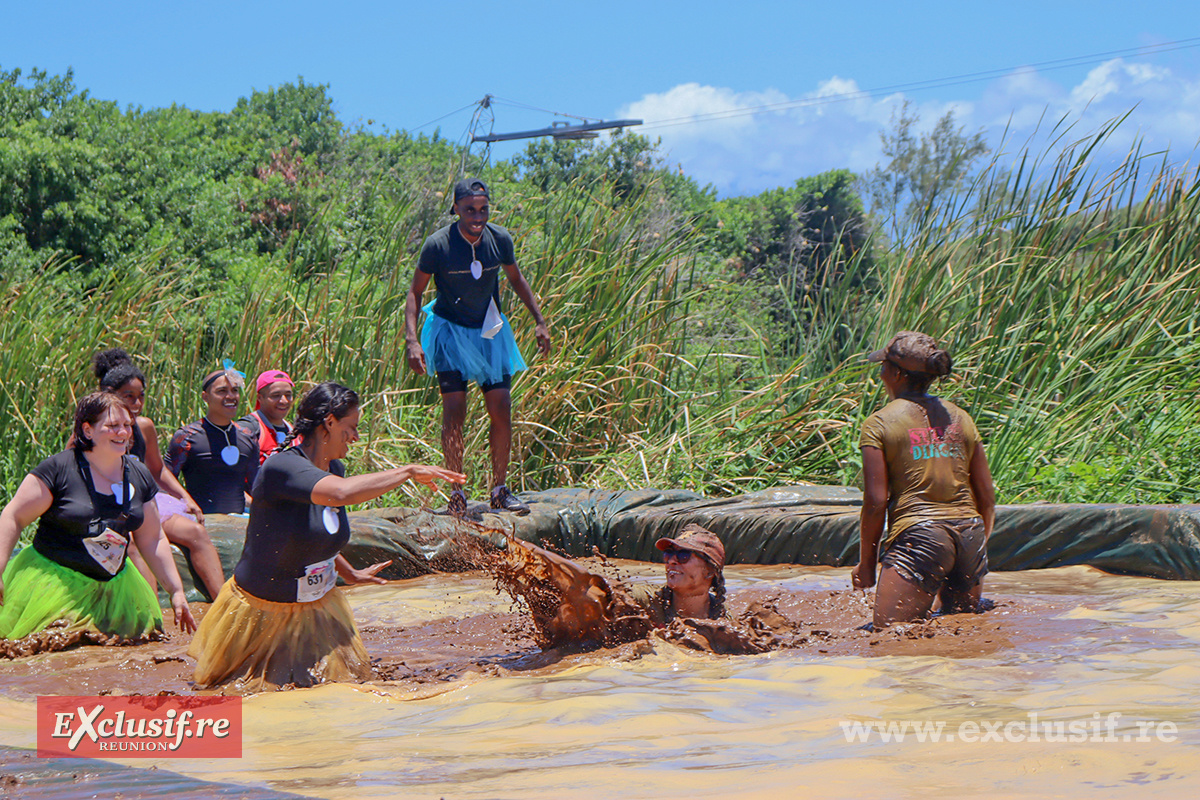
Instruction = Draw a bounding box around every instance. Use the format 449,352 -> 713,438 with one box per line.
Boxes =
92,348 -> 133,381
927,350 -> 953,376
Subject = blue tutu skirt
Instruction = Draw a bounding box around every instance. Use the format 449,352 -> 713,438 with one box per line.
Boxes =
421,302 -> 527,387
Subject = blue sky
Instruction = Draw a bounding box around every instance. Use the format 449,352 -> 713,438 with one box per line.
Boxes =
4,1 -> 1199,196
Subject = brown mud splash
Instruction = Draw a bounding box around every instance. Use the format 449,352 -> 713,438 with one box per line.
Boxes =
486,532 -> 817,655
0,618 -> 163,660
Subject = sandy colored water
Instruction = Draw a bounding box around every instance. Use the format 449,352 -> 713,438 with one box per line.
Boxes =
2,563 -> 1199,798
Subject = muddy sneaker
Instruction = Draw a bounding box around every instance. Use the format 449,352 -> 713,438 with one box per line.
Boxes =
490,485 -> 530,515
447,488 -> 469,518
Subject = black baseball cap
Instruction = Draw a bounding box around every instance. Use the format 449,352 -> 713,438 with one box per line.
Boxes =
451,178 -> 489,212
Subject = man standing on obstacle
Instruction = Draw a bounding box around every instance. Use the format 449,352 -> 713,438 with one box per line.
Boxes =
405,178 -> 550,517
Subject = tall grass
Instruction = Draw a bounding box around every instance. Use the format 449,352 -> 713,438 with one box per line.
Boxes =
4,118 -> 1200,513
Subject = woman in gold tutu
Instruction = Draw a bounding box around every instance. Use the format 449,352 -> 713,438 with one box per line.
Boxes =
188,381 -> 462,691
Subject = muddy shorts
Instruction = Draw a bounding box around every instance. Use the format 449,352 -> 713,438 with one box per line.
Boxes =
881,518 -> 988,595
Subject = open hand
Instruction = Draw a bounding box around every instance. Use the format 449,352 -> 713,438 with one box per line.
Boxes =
172,592 -> 198,634
342,559 -> 393,586
184,497 -> 205,525
403,465 -> 467,488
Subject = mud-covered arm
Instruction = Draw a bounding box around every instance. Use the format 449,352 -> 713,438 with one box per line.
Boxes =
852,446 -> 888,590
969,443 -> 996,539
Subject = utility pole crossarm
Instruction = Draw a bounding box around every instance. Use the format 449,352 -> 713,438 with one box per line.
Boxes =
472,119 -> 644,143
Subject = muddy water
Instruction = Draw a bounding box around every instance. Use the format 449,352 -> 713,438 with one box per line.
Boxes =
2,564 -> 1199,798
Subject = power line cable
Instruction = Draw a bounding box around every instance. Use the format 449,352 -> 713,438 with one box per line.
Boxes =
408,101 -> 479,134
487,96 -> 597,123
637,37 -> 1200,131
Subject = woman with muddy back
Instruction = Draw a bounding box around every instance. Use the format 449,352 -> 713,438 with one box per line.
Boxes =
0,392 -> 196,650
851,331 -> 996,628
188,381 -> 463,690
93,349 -> 225,601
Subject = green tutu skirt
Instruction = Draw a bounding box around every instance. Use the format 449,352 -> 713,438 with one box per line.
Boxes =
0,546 -> 163,647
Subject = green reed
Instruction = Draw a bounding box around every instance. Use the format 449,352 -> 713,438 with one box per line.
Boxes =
4,119 -> 1200,510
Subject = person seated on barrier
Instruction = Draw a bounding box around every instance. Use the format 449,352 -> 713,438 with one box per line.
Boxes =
166,366 -> 259,521
240,369 -> 295,466
851,331 -> 996,628
188,381 -> 463,690
93,349 -> 225,602
0,393 -> 196,645
503,524 -> 727,646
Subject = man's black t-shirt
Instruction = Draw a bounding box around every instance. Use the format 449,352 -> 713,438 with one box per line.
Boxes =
233,447 -> 350,603
164,418 -> 259,514
29,450 -> 158,581
417,222 -> 516,328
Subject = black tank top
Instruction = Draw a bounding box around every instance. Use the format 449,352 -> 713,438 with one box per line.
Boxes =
129,421 -> 147,462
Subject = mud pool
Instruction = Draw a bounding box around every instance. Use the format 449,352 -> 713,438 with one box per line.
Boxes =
2,563 -> 1199,798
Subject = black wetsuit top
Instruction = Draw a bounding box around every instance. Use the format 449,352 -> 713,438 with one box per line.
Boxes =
29,450 -> 158,581
164,418 -> 258,515
233,447 -> 350,602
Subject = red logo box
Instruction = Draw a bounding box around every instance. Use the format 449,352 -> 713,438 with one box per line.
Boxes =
37,696 -> 242,758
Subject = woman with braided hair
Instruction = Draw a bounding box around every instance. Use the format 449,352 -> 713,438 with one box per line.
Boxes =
633,525 -> 727,625
188,381 -> 463,691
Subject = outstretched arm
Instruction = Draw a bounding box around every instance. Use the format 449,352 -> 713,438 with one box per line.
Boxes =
502,262 -> 550,356
852,446 -> 888,590
310,464 -> 466,508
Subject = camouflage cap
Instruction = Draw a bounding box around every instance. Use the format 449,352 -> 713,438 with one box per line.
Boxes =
655,524 -> 726,570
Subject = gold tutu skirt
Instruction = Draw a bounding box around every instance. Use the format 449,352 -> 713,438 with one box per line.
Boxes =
188,578 -> 373,692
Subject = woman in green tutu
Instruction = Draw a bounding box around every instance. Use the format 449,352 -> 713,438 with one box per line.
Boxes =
0,392 -> 196,648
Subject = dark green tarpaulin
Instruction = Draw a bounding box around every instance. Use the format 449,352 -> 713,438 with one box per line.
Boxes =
182,486 -> 1200,600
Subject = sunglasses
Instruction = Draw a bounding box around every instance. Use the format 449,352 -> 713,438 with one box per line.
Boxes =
662,548 -> 695,563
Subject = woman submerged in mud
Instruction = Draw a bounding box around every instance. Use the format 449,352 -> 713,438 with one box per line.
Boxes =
188,381 -> 463,691
0,393 -> 196,651
851,331 -> 997,628
499,525 -> 737,650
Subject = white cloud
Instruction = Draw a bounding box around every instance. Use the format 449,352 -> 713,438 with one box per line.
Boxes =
617,57 -> 1200,197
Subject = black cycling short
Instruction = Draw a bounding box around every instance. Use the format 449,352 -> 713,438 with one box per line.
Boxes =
880,518 -> 988,595
436,370 -> 512,395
